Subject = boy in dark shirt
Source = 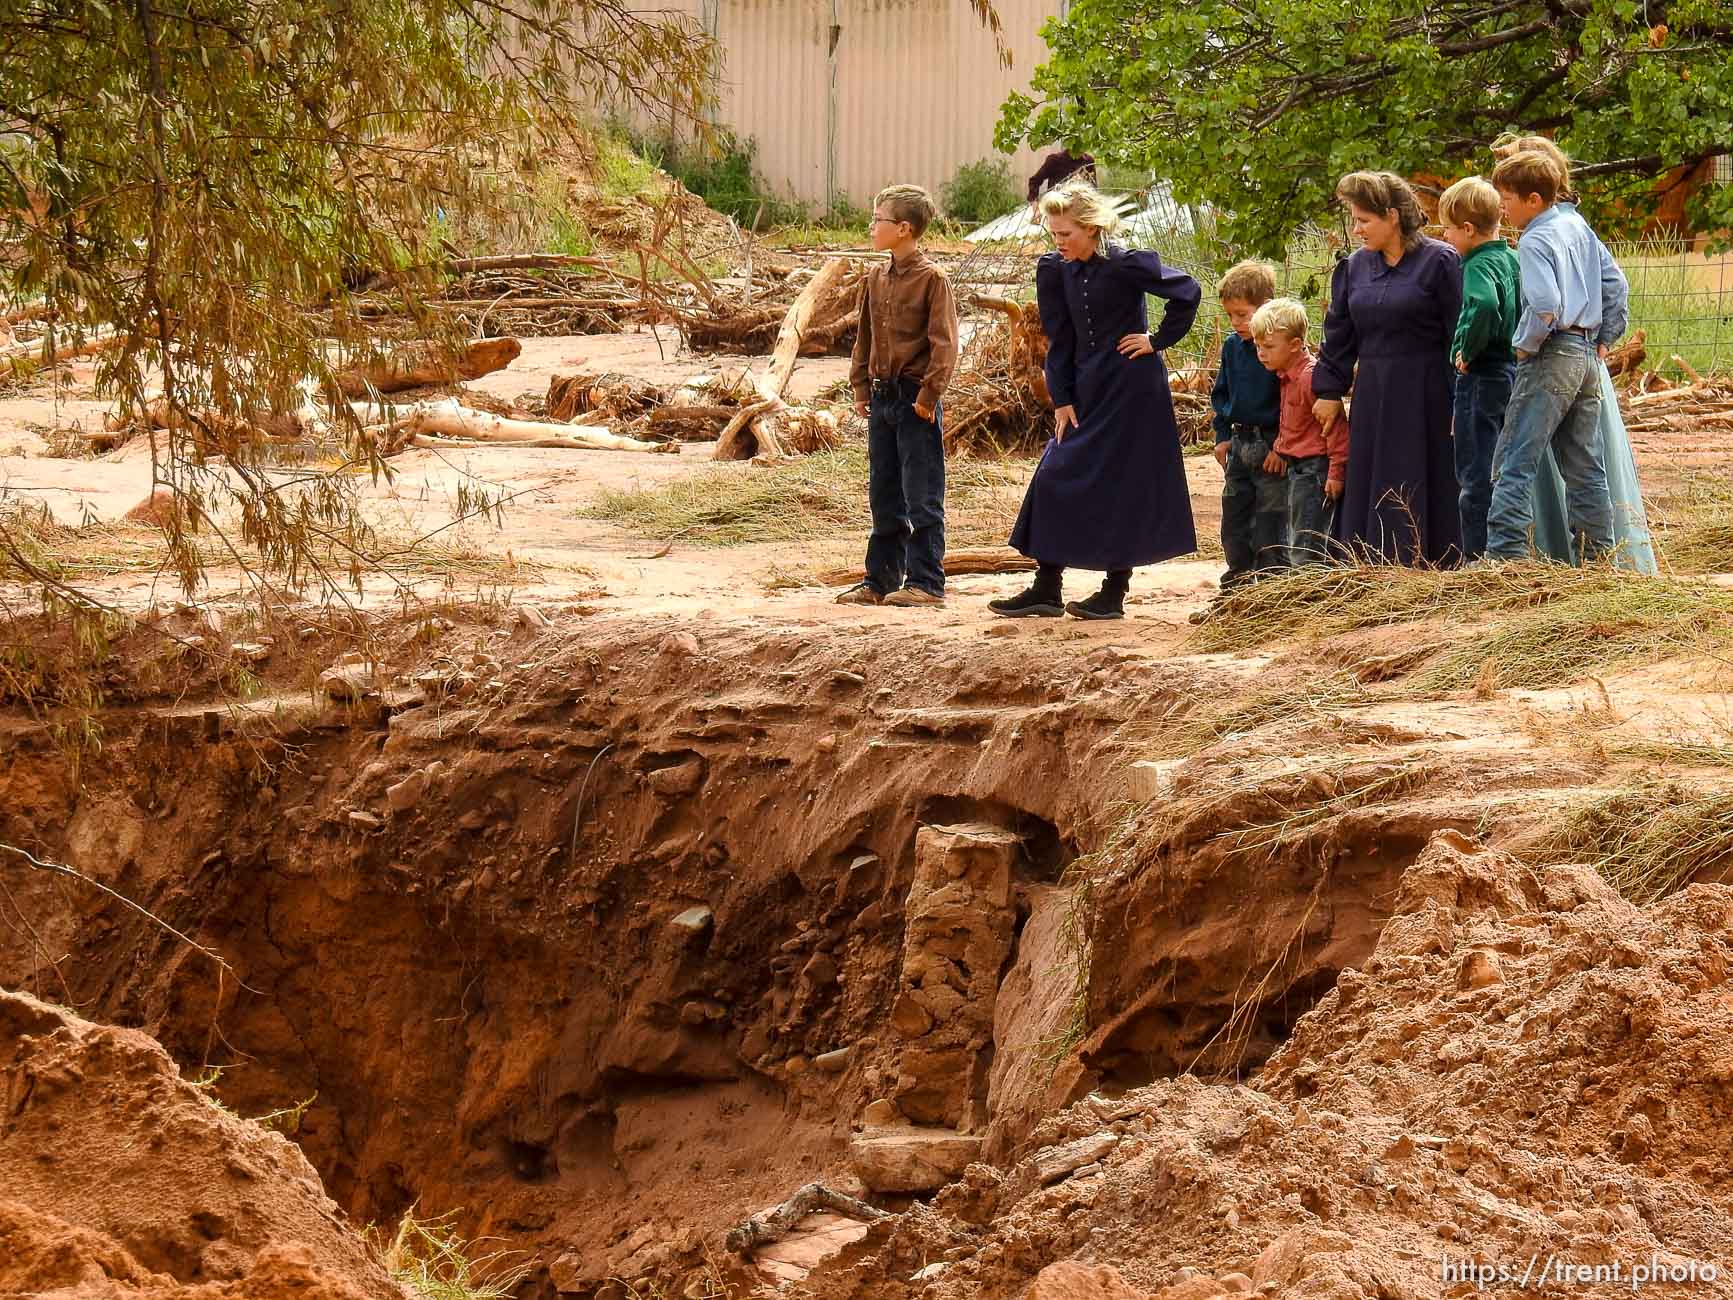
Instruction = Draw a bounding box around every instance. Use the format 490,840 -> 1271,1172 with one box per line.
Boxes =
838,184 -> 959,607
1210,260 -> 1283,589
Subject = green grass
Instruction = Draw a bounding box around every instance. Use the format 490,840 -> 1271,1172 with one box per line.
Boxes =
581,445 -> 1024,546
1612,239 -> 1733,377
1523,781 -> 1733,904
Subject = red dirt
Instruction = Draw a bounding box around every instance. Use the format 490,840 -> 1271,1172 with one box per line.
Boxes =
0,990 -> 400,1300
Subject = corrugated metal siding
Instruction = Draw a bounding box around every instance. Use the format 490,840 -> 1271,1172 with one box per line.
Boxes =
622,0 -> 1064,211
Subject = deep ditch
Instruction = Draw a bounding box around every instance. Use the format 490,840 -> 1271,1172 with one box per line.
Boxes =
0,613 -> 1516,1296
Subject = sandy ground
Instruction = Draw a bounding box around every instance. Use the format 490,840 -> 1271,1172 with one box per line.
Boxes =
0,328 -> 1232,636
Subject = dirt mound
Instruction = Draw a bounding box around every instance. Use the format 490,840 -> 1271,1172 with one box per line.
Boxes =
0,990 -> 401,1300
792,833 -> 1733,1299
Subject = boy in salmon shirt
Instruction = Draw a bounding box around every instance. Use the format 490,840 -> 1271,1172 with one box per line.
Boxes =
1251,298 -> 1347,565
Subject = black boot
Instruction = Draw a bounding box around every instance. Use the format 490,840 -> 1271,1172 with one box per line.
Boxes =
989,563 -> 1064,618
1066,569 -> 1129,620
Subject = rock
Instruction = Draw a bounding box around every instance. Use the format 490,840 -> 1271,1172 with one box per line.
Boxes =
1154,1279 -> 1229,1300
516,605 -> 551,629
814,1046 -> 852,1073
784,1055 -> 809,1076
911,1262 -> 948,1282
1033,1131 -> 1120,1185
320,661 -> 378,702
850,1126 -> 981,1194
1125,758 -> 1179,801
831,670 -> 866,687
648,759 -> 705,797
347,811 -> 383,830
1219,1274 -> 1254,1294
385,772 -> 426,814
659,630 -> 700,657
671,906 -> 714,939
229,642 -> 271,664
548,1251 -> 596,1293
861,1098 -> 899,1126
816,733 -> 838,753
1027,1261 -> 1149,1300
890,993 -> 935,1038
1457,949 -> 1503,989
1251,1227 -> 1355,1290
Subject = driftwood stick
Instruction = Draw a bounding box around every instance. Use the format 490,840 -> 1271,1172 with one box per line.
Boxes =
394,399 -> 665,452
725,1182 -> 888,1256
334,337 -> 522,398
819,546 -> 1036,587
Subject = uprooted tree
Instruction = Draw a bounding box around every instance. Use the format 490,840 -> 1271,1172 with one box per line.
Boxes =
997,0 -> 1733,253
0,0 -> 713,606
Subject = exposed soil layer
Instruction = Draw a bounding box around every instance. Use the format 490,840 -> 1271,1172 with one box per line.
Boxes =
792,836 -> 1733,1300
2,610 -> 1730,1299
0,990 -> 400,1300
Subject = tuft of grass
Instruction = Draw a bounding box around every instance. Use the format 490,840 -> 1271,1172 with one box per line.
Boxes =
1523,781 -> 1733,904
581,446 -> 1024,547
1187,560 -> 1733,691
1651,473 -> 1733,575
371,1210 -> 531,1300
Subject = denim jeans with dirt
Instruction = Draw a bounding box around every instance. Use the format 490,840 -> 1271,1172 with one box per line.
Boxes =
1220,430 -> 1287,584
1284,454 -> 1337,566
864,377 -> 946,596
1452,362 -> 1515,559
1486,333 -> 1610,562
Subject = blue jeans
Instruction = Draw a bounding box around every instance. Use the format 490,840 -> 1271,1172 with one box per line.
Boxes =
1487,334 -> 1610,560
1285,454 -> 1336,566
864,378 -> 946,595
1220,431 -> 1287,581
1453,363 -> 1514,559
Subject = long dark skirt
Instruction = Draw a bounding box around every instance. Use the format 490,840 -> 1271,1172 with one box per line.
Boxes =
1333,352 -> 1461,564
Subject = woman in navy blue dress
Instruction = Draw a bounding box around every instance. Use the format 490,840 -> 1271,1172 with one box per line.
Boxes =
992,182 -> 1202,620
1312,172 -> 1463,565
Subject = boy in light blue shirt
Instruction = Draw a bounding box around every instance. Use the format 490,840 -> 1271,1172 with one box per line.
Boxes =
1484,150 -> 1629,562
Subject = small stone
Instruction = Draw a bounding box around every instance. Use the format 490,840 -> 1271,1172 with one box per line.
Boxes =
347,811 -> 383,830
816,733 -> 838,753
1458,949 -> 1503,990
320,661 -> 378,702
1219,1274 -> 1254,1293
648,759 -> 705,797
861,1098 -> 898,1126
889,993 -> 935,1038
385,772 -> 426,814
784,1055 -> 809,1076
1033,1131 -> 1119,1185
680,1002 -> 709,1027
230,642 -> 271,664
671,906 -> 714,937
659,630 -> 700,657
814,1046 -> 852,1073
517,605 -> 551,629
298,627 -> 319,641
911,1263 -> 947,1282
831,670 -> 866,687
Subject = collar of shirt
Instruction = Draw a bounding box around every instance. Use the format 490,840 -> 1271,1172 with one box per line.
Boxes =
888,247 -> 927,275
1519,205 -> 1562,243
1461,240 -> 1508,269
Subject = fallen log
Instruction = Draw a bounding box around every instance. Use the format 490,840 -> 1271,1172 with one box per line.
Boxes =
333,337 -> 522,398
446,253 -> 607,275
725,1182 -> 887,1256
1604,329 -> 1646,378
818,546 -> 1036,587
1,327 -> 124,367
391,398 -> 667,453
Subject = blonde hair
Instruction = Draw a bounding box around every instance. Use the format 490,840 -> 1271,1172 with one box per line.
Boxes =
1490,133 -> 1577,202
1335,171 -> 1427,249
875,184 -> 937,238
1491,151 -> 1565,205
1039,180 -> 1121,237
1251,298 -> 1308,342
1438,176 -> 1502,235
1217,259 -> 1277,306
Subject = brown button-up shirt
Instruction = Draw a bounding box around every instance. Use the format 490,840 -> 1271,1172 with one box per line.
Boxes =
849,247 -> 959,412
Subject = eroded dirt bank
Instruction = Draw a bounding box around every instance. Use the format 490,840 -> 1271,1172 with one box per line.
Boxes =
2,609 -> 1729,1298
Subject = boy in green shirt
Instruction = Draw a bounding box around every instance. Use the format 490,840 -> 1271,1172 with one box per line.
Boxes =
1438,175 -> 1520,559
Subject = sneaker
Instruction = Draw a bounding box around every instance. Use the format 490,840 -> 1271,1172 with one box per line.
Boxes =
1065,589 -> 1125,620
988,586 -> 1064,618
835,583 -> 883,605
885,586 -> 944,607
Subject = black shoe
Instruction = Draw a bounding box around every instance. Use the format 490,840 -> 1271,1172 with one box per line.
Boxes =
989,585 -> 1064,618
1065,588 -> 1125,620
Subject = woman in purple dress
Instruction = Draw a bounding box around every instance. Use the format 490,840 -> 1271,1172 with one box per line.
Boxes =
1312,172 -> 1463,565
992,181 -> 1201,620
